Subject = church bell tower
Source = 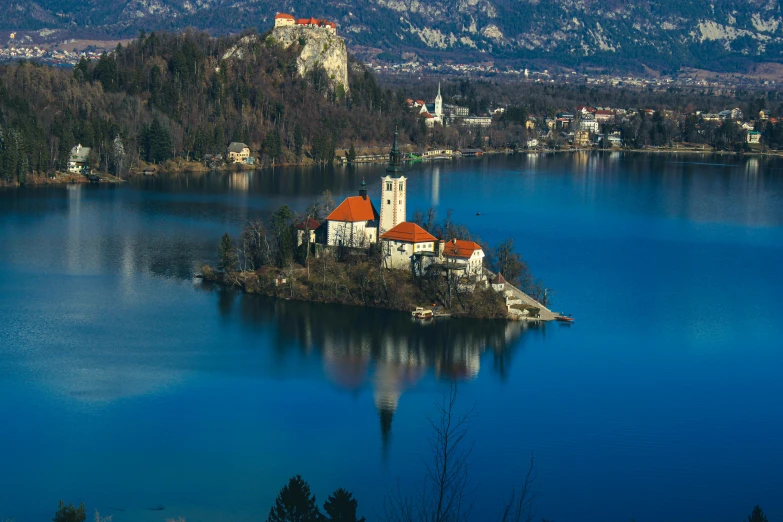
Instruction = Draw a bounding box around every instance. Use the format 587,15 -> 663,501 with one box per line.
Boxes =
435,82 -> 443,120
380,128 -> 407,235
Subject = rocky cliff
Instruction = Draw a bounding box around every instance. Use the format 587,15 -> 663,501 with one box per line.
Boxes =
269,26 -> 349,94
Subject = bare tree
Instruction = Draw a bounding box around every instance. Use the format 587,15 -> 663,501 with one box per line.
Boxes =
94,510 -> 113,522
499,454 -> 537,522
382,384 -> 476,522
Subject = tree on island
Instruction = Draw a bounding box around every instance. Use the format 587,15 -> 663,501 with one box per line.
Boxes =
267,475 -> 323,522
218,232 -> 237,272
53,501 -> 86,522
747,506 -> 769,522
323,488 -> 366,522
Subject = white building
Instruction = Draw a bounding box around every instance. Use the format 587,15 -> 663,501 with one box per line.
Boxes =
380,130 -> 407,235
419,83 -> 443,126
274,13 -> 296,27
380,222 -> 438,270
326,182 -> 379,247
462,116 -> 492,128
579,119 -> 600,134
441,239 -> 485,278
67,144 -> 90,173
747,131 -> 761,144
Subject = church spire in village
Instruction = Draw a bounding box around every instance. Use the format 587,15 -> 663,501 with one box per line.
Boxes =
386,127 -> 403,177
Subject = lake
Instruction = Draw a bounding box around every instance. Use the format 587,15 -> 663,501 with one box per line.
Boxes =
1,153 -> 782,522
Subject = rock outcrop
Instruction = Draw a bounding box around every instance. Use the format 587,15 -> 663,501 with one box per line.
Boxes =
269,25 -> 349,94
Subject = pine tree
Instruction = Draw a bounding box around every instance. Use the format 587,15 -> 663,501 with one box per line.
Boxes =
218,233 -> 236,272
323,488 -> 365,522
748,506 -> 769,522
53,500 -> 86,522
267,475 -> 322,522
293,124 -> 303,158
347,143 -> 356,163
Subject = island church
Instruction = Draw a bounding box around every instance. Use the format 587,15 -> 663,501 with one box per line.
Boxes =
322,129 -> 483,275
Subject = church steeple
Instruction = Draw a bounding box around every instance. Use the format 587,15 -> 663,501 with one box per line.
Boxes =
386,127 -> 403,178
359,178 -> 368,199
435,83 -> 443,119
380,126 -> 407,235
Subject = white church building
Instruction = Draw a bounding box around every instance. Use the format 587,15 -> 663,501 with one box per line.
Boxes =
419,83 -> 443,127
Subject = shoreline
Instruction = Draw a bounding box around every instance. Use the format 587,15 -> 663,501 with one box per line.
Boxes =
200,264 -> 558,323
3,147 -> 779,188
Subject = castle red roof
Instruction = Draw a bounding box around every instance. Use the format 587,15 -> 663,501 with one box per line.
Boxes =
380,222 -> 437,243
326,196 -> 379,222
443,239 -> 483,259
275,13 -> 295,20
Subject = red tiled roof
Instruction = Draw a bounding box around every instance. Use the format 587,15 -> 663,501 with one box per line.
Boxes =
275,13 -> 295,19
492,273 -> 506,284
295,218 -> 321,230
296,18 -> 309,24
326,196 -> 379,222
443,239 -> 482,259
380,222 -> 437,243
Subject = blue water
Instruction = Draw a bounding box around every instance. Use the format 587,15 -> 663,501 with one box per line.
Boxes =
1,153 -> 782,522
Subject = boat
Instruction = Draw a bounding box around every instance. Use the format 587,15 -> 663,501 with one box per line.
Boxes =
411,307 -> 434,319
555,315 -> 574,323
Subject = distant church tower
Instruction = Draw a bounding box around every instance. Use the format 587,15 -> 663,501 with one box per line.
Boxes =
380,129 -> 406,235
435,82 -> 443,120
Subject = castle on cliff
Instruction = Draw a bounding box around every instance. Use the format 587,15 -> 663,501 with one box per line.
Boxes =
274,13 -> 337,33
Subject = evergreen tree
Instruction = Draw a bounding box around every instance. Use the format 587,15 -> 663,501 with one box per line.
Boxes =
267,475 -> 322,522
347,143 -> 356,163
323,488 -> 365,522
218,232 -> 237,272
264,129 -> 282,163
53,501 -> 86,522
748,506 -> 769,522
293,124 -> 303,158
270,205 -> 295,267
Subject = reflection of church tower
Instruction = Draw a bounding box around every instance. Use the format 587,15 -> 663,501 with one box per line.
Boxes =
380,129 -> 407,235
379,407 -> 394,461
374,362 -> 402,460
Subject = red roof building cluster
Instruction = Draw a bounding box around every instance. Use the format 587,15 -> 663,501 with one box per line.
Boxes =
275,13 -> 336,29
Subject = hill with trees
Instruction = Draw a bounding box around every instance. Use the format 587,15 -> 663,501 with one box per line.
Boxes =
0,29 -> 416,185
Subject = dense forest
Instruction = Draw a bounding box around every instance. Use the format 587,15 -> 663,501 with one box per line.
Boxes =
0,29 -> 416,184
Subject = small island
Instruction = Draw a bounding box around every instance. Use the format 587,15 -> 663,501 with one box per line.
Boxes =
203,129 -> 561,321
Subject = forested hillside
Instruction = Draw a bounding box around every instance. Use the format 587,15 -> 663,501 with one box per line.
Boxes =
5,0 -> 783,73
0,30 -> 413,184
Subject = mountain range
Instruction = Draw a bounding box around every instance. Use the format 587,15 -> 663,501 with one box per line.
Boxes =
4,0 -> 783,73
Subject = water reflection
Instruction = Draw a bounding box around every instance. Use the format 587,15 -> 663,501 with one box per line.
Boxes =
225,291 -> 542,452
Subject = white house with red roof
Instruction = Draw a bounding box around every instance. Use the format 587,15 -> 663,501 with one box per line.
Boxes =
441,238 -> 485,278
380,222 -> 438,269
274,13 -> 295,27
325,181 -> 379,247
